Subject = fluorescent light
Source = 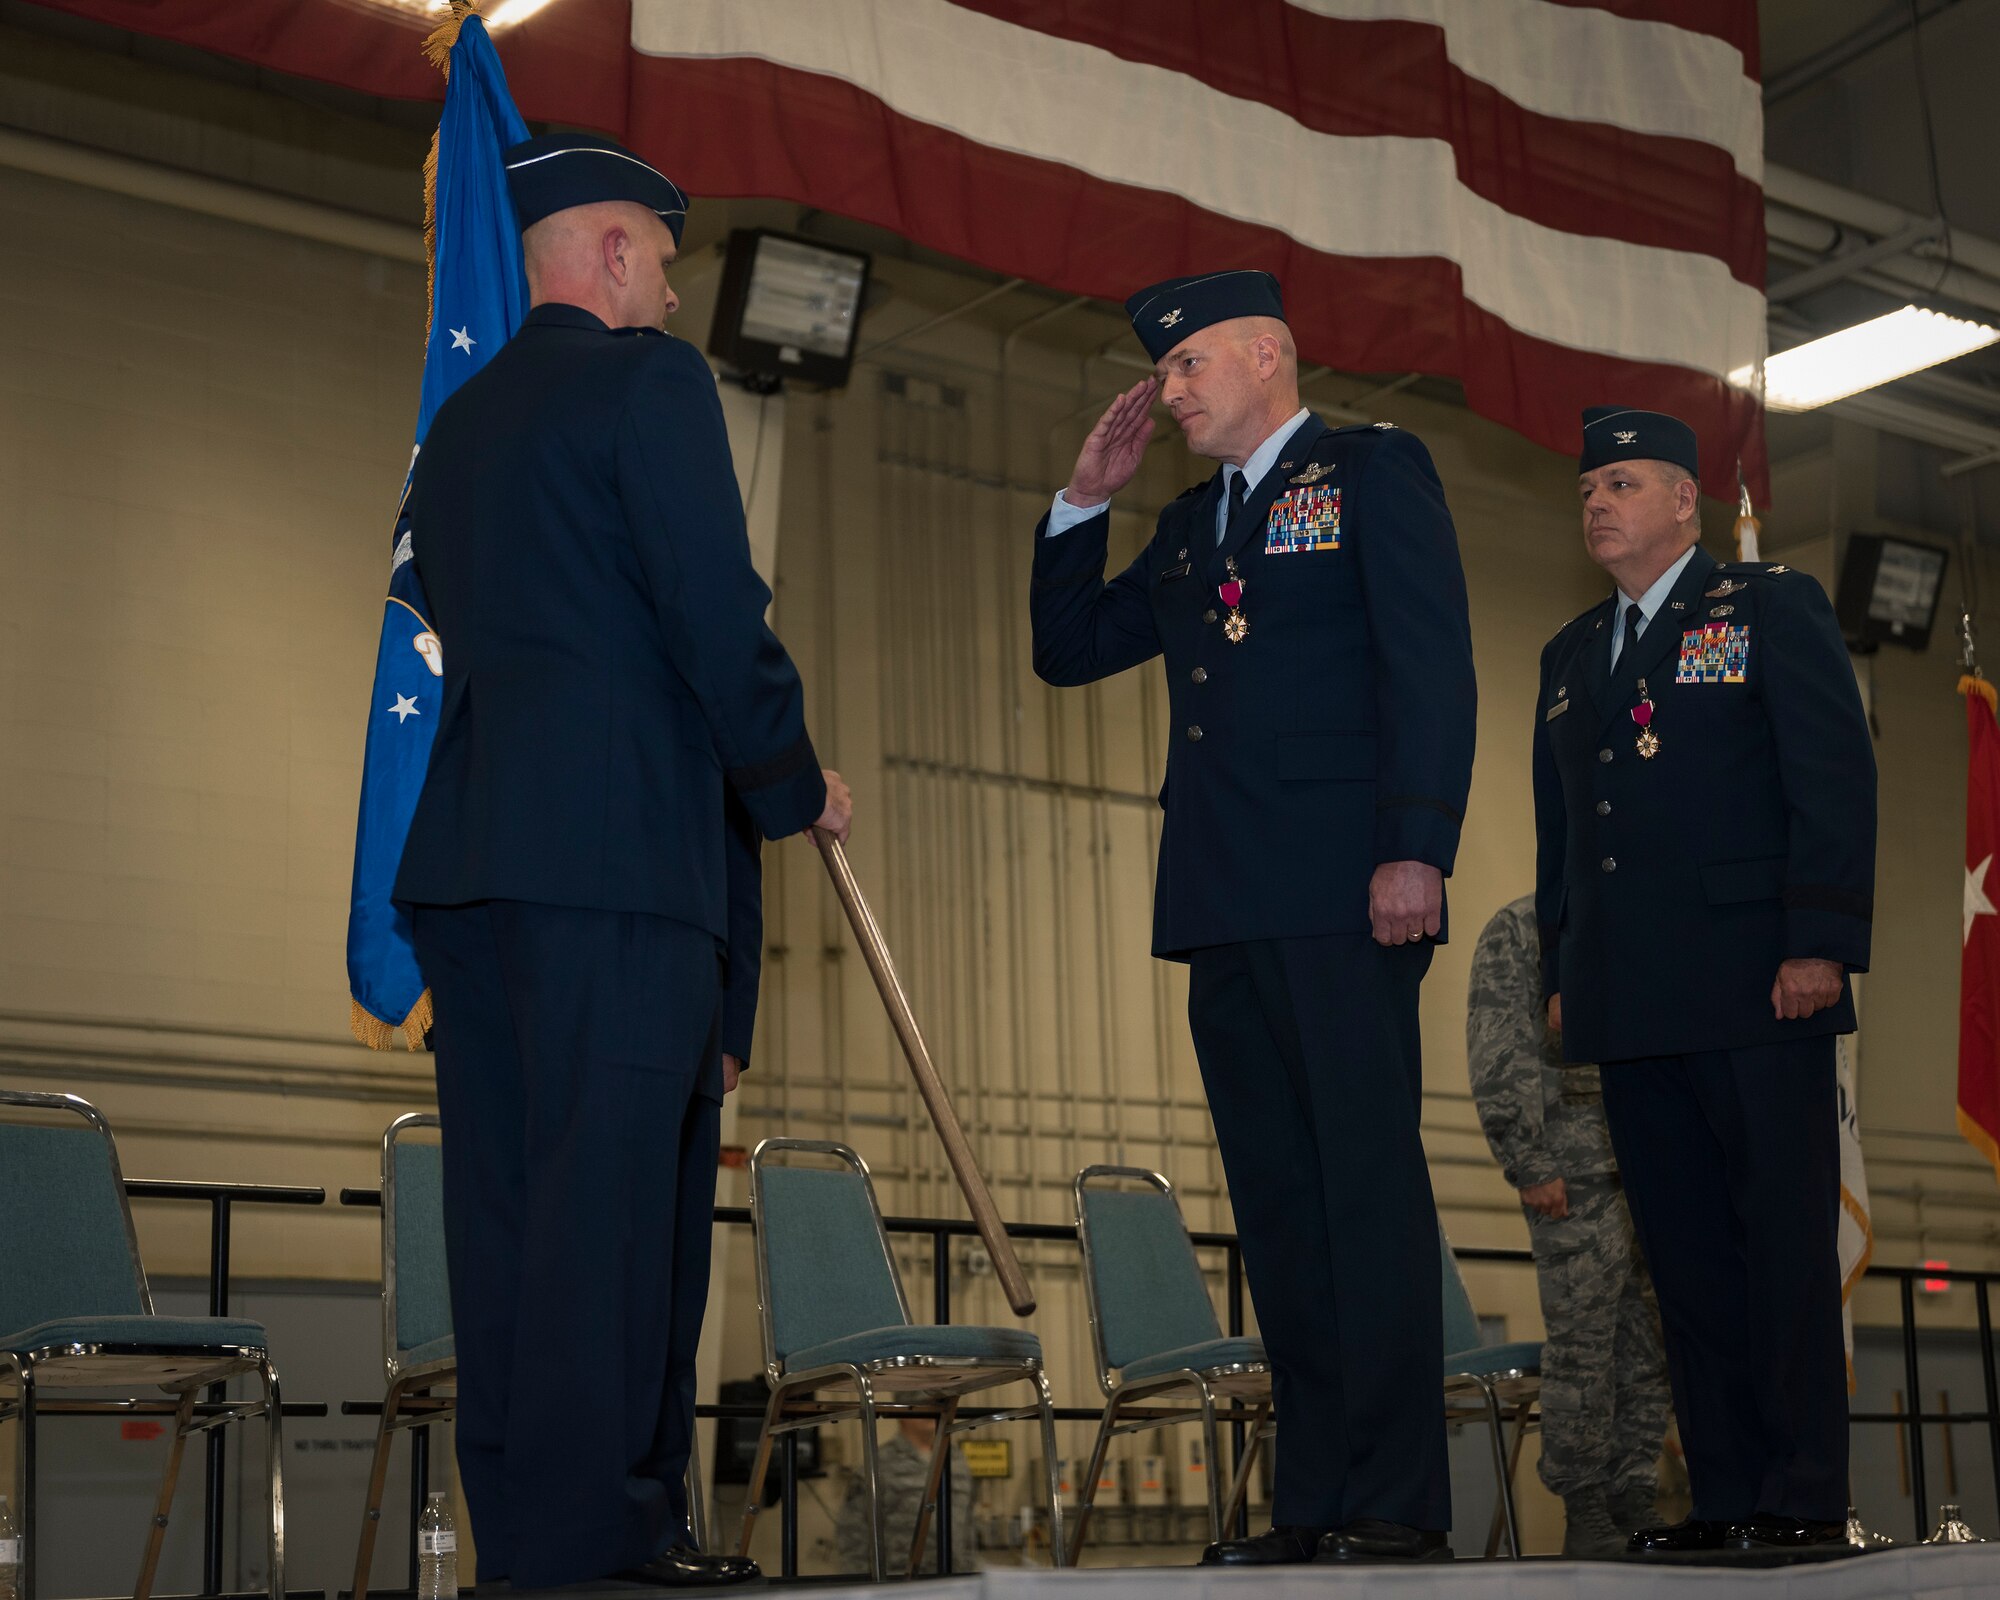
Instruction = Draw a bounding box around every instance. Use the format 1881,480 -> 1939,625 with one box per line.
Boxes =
1734,305 -> 2000,412
485,0 -> 562,26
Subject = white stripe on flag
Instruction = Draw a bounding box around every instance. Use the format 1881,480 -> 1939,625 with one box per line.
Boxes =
633,0 -> 1767,383
1294,0 -> 1763,180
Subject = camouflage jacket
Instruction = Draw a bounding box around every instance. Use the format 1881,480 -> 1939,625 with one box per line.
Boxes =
1467,896 -> 1616,1187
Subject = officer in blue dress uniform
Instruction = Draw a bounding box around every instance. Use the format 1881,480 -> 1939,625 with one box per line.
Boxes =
1032,271 -> 1477,1565
394,132 -> 850,1591
1533,409 -> 1875,1561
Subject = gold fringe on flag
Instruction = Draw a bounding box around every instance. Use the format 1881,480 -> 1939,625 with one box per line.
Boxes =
420,1 -> 484,343
1960,672 -> 1997,714
351,989 -> 435,1052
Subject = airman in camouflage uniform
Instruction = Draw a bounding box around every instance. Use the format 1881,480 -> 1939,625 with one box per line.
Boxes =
833,1421 -> 978,1577
1467,896 -> 1672,1557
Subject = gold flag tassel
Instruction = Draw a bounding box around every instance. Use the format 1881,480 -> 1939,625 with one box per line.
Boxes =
1732,461 -> 1760,563
419,1 -> 484,341
352,989 -> 435,1053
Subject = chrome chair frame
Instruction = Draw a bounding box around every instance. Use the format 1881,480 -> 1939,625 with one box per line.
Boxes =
1070,1165 -> 1273,1561
1439,1234 -> 1542,1560
350,1113 -> 457,1600
0,1089 -> 285,1599
737,1138 -> 1065,1580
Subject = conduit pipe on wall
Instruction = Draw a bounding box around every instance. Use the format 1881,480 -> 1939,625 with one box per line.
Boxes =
0,127 -> 424,263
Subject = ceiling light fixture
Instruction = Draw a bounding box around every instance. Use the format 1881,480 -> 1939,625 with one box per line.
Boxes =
1735,304 -> 2000,412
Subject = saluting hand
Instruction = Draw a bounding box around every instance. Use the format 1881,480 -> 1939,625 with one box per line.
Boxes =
1771,957 -> 1843,1020
1065,378 -> 1160,508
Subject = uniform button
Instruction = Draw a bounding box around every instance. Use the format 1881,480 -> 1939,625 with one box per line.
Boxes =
1601,857 -> 1617,873
1596,800 -> 1611,816
1187,725 -> 1204,742
1597,748 -> 1614,764
1203,608 -> 1218,624
1192,667 -> 1208,685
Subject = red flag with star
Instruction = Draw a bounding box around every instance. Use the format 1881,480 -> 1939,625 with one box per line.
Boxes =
1960,675 -> 2000,1184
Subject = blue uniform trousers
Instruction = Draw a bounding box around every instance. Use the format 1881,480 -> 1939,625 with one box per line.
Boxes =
1187,934 -> 1450,1530
1598,1036 -> 1848,1523
412,901 -> 724,1587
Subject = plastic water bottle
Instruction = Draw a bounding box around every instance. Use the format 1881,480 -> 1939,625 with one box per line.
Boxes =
416,1491 -> 458,1600
0,1494 -> 19,1600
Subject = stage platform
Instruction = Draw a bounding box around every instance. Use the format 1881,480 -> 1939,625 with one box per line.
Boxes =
511,1543 -> 2000,1598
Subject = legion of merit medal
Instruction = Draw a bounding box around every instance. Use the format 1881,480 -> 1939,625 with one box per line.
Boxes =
1221,556 -> 1248,643
1632,677 -> 1659,759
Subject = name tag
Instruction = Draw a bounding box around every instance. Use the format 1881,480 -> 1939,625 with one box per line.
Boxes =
1544,698 -> 1570,722
1160,562 -> 1192,582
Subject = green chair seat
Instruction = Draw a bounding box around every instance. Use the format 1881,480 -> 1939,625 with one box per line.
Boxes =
786,1323 -> 1041,1373
399,1334 -> 456,1370
2,1314 -> 267,1355
1121,1336 -> 1267,1383
1445,1339 -> 1542,1379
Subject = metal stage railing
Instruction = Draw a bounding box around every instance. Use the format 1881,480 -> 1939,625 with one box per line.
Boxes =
319,1195 -> 2000,1580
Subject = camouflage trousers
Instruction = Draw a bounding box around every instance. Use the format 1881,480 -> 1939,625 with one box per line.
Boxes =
1527,1176 -> 1673,1497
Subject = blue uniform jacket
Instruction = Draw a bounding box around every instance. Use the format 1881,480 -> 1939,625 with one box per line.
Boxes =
392,304 -> 826,1061
1031,414 -> 1477,956
1532,544 -> 1876,1063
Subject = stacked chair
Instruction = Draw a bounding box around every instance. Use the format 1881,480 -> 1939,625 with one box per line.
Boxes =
1440,1225 -> 1544,1558
737,1137 -> 1066,1580
1069,1165 -> 1273,1560
0,1089 -> 285,1599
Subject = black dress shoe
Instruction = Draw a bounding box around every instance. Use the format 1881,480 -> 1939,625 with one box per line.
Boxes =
612,1545 -> 763,1587
1199,1526 -> 1332,1566
1627,1518 -> 1729,1557
1726,1514 -> 1856,1560
1315,1519 -> 1452,1563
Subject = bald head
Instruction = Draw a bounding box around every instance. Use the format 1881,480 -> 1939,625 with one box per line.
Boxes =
1156,313 -> 1303,465
523,200 -> 682,331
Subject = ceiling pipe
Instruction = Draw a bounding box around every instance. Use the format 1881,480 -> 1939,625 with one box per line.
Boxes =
1766,163 -> 2000,286
1762,0 -> 1968,106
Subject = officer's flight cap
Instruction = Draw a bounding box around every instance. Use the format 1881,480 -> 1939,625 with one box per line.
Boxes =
1579,406 -> 1699,481
1125,270 -> 1287,363
504,132 -> 689,245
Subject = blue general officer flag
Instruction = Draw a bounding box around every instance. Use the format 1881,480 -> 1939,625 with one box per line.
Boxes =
347,11 -> 528,1049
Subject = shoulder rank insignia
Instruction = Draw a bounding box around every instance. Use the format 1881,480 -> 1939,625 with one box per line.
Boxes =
1372,420 -> 1397,430
1704,578 -> 1747,598
1289,461 -> 1335,486
1767,564 -> 1789,574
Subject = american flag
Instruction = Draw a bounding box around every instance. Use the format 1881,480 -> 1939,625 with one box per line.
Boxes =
43,0 -> 1769,487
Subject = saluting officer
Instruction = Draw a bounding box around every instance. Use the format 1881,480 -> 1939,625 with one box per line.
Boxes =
1533,408 -> 1875,1562
394,133 -> 849,1590
1033,271 -> 1477,1565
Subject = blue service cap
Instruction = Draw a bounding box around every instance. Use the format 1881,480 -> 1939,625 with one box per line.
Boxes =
1125,270 -> 1286,362
1579,406 -> 1699,480
503,132 -> 689,244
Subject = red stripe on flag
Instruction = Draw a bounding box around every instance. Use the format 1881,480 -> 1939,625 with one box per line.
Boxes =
630,51 -> 1765,495
947,0 -> 1765,287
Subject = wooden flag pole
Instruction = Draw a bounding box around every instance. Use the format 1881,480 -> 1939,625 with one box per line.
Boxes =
811,828 -> 1036,1316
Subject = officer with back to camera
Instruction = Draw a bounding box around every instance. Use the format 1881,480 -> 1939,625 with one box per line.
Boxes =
394,131 -> 851,1590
